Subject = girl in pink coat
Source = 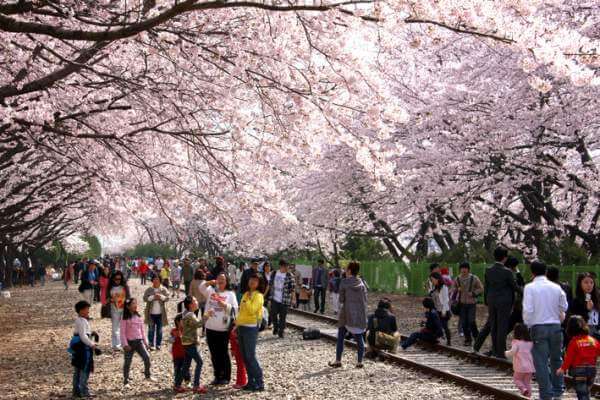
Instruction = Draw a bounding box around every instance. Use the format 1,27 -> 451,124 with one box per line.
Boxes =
505,323 -> 535,397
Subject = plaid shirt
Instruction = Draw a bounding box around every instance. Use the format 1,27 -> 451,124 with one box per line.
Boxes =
270,271 -> 296,306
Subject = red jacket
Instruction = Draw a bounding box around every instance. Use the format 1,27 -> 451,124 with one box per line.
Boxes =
561,334 -> 600,370
170,328 -> 185,360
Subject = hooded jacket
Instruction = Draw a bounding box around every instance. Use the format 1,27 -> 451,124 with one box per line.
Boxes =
338,276 -> 368,330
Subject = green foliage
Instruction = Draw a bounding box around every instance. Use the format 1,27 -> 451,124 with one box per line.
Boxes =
341,235 -> 391,261
559,238 -> 589,265
124,242 -> 177,258
82,235 -> 102,259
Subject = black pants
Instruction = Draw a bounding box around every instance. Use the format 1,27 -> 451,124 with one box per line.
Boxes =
271,301 -> 288,336
313,287 -> 326,313
206,329 -> 231,382
459,303 -> 479,342
489,302 -> 512,358
184,280 -> 192,296
473,318 -> 491,352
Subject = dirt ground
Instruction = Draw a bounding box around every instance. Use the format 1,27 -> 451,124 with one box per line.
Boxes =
0,281 -> 494,400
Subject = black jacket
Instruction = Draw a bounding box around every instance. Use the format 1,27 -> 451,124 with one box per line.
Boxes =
484,262 -> 517,306
423,310 -> 443,338
367,308 -> 398,345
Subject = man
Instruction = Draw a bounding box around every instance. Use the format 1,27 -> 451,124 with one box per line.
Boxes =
290,264 -> 302,308
155,256 -> 164,272
239,261 -> 260,295
182,258 -> 194,295
269,260 -> 296,338
523,261 -> 568,400
456,262 -> 483,347
311,260 -> 328,314
484,247 -> 517,358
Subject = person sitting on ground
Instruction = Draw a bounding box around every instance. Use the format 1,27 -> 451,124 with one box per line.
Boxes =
401,297 -> 443,350
366,298 -> 400,358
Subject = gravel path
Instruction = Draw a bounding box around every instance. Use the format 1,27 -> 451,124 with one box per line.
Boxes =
0,280 -> 490,399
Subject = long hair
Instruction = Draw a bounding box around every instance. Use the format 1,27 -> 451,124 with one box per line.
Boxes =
429,272 -> 444,291
122,298 -> 140,320
575,272 -> 600,306
107,270 -> 127,295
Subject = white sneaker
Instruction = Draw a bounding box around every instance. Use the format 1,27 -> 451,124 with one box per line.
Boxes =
146,377 -> 157,382
123,383 -> 130,391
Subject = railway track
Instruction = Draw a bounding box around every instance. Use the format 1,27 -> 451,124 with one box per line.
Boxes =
286,308 -> 592,400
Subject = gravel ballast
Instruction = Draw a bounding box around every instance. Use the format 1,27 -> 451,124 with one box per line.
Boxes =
0,281 -> 490,399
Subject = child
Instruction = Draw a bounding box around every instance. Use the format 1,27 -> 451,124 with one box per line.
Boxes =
557,316 -> 600,400
299,284 -> 311,311
70,300 -> 97,398
329,270 -> 341,315
229,328 -> 248,389
505,323 -> 534,398
120,298 -> 154,388
177,295 -> 209,394
401,297 -> 443,349
170,314 -> 191,393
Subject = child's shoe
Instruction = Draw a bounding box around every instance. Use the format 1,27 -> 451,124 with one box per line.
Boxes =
174,386 -> 188,393
193,385 -> 208,394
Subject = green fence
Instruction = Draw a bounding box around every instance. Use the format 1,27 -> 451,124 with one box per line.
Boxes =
295,259 -> 600,296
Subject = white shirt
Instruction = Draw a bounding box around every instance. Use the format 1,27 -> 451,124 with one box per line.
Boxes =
228,265 -> 238,284
272,271 -> 286,303
74,316 -> 94,347
523,276 -> 568,327
199,283 -> 238,331
155,258 -> 164,270
146,288 -> 165,315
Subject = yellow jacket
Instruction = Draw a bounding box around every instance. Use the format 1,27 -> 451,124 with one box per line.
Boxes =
236,290 -> 264,326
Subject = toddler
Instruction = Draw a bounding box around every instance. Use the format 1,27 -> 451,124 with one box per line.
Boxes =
505,323 -> 534,398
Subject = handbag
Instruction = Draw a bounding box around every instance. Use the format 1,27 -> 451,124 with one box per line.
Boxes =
302,328 -> 321,340
101,303 -> 111,319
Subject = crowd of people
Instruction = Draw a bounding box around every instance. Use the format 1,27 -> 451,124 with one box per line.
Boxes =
399,247 -> 600,400
21,248 -> 600,400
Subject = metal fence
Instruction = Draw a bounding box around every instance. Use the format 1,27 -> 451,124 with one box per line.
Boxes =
294,259 -> 600,296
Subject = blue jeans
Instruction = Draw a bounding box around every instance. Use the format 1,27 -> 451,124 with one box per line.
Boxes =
401,331 -> 437,349
571,366 -> 596,400
336,326 -> 365,363
183,345 -> 202,387
531,324 -> 564,400
147,314 -> 163,347
237,326 -> 263,389
73,367 -> 90,396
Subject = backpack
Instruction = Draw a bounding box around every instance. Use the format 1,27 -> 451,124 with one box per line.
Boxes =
302,328 -> 321,340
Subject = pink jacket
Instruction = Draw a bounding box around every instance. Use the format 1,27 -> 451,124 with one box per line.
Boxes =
120,315 -> 147,347
506,339 -> 535,373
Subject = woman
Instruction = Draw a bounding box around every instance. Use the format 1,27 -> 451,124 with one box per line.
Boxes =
63,262 -> 74,290
200,273 -> 238,385
569,272 -> 600,339
235,273 -> 264,391
99,266 -> 111,306
262,262 -> 272,326
190,269 -> 207,318
144,275 -> 170,350
108,270 -> 130,350
329,261 -> 368,368
430,271 -> 451,346
366,298 -> 400,357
